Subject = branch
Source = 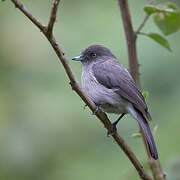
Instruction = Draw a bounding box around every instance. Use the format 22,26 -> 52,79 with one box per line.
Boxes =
117,0 -> 151,160
117,0 -> 166,180
47,0 -> 60,37
117,0 -> 140,88
10,0 -> 153,180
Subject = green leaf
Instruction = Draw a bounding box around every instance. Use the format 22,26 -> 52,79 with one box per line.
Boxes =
144,5 -> 159,15
144,3 -> 180,35
131,132 -> 142,139
145,32 -> 171,52
153,3 -> 180,35
142,91 -> 149,101
144,4 -> 177,15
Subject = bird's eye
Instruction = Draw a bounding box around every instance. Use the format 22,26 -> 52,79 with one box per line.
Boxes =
91,53 -> 96,58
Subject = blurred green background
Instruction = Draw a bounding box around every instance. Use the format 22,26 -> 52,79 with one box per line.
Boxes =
0,0 -> 180,179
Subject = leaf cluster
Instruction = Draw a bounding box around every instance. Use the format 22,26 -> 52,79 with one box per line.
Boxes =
143,3 -> 180,51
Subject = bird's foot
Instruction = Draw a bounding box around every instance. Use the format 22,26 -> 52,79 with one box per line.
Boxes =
92,105 -> 101,115
107,122 -> 117,137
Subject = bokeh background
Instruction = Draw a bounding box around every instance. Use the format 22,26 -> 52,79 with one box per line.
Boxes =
0,0 -> 180,179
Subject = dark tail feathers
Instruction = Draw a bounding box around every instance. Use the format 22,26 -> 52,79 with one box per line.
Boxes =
135,110 -> 158,160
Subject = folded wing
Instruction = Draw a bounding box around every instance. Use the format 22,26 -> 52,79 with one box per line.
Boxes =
92,60 -> 151,120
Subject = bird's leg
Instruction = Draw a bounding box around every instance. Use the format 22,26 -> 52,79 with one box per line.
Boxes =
107,113 -> 126,136
112,113 -> 126,128
92,104 -> 101,115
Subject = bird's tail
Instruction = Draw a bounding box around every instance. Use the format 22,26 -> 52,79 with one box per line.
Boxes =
129,108 -> 158,160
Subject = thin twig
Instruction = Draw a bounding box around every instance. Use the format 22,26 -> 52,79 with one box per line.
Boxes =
47,0 -> 60,37
10,0 -> 153,180
138,32 -> 147,36
135,0 -> 154,36
135,15 -> 150,35
135,0 -> 156,36
117,0 -> 166,180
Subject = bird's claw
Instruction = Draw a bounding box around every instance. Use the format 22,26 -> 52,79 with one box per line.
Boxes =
92,105 -> 100,115
107,123 -> 117,137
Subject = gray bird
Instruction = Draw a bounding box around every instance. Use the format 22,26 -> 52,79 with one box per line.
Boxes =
72,45 -> 158,160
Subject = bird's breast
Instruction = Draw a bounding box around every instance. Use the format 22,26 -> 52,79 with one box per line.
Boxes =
81,70 -> 103,103
81,70 -> 128,114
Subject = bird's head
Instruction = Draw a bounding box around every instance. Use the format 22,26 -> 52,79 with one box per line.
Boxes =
72,45 -> 116,64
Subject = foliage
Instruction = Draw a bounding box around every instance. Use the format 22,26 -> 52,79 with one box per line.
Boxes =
144,33 -> 171,51
143,2 -> 180,51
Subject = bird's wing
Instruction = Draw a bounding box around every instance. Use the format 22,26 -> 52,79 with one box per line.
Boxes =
92,60 -> 151,120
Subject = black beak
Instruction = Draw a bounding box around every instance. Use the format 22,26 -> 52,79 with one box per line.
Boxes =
72,55 -> 85,61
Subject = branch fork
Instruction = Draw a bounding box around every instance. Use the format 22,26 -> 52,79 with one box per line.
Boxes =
46,0 -> 60,37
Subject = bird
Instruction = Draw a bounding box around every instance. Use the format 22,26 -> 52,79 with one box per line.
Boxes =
72,45 -> 158,160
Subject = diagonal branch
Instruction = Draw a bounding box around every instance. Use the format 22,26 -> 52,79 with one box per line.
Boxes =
10,0 -> 153,180
47,0 -> 60,37
117,0 -> 165,180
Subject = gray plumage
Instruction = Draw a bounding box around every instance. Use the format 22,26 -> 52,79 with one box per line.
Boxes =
72,45 -> 158,160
